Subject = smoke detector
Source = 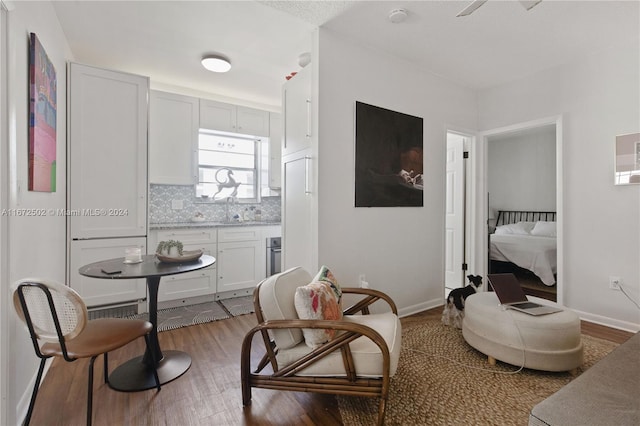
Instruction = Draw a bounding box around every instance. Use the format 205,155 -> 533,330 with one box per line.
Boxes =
388,8 -> 408,23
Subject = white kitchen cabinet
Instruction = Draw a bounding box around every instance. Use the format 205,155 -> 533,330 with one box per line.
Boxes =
69,238 -> 147,308
149,91 -> 198,185
282,66 -> 312,157
200,99 -> 269,137
149,228 -> 217,303
282,157 -> 315,273
68,63 -> 148,240
282,64 -> 317,274
268,113 -> 282,189
217,227 -> 262,297
67,63 -> 148,307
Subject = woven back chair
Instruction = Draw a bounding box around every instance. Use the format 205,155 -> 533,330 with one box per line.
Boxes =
240,267 -> 402,425
13,278 -> 161,426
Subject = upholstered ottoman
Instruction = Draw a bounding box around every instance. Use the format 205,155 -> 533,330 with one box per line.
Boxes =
462,292 -> 583,372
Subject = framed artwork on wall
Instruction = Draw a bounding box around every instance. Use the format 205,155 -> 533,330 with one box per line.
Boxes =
354,101 -> 423,207
28,32 -> 57,192
615,132 -> 640,185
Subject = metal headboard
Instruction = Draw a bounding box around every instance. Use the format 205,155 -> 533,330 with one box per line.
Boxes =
495,210 -> 556,226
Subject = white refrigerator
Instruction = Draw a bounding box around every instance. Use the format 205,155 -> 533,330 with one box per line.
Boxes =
67,63 -> 149,308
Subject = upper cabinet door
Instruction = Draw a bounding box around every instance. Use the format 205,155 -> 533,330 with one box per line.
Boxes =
269,113 -> 282,189
200,99 -> 236,133
149,91 -> 199,185
236,106 -> 269,137
68,63 -> 148,239
282,66 -> 312,157
200,99 -> 270,137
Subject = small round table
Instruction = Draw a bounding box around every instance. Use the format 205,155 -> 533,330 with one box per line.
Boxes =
79,254 -> 216,391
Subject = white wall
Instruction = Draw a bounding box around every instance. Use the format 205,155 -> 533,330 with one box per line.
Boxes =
487,126 -> 556,215
478,36 -> 640,330
3,1 -> 72,423
316,29 -> 477,315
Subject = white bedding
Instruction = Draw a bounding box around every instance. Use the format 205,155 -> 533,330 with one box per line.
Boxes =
489,233 -> 557,286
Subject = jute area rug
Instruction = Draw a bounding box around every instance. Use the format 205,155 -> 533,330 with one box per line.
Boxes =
337,318 -> 617,426
127,295 -> 254,332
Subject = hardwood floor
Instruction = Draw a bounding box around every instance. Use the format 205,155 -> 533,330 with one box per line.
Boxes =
27,307 -> 634,425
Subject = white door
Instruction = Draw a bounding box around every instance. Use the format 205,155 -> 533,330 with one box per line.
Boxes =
69,237 -> 147,308
445,133 -> 465,290
68,63 -> 148,239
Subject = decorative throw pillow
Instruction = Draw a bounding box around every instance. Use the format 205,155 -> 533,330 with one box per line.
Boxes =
312,265 -> 342,304
294,281 -> 342,348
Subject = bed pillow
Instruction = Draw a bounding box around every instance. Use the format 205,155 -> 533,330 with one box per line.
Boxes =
494,221 -> 535,235
530,221 -> 556,237
294,281 -> 342,348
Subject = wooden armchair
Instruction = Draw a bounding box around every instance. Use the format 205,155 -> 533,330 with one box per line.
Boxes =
241,267 -> 402,426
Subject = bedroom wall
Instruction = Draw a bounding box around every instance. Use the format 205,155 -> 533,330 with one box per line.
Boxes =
316,28 -> 477,314
478,36 -> 640,330
487,126 -> 556,217
2,1 -> 73,423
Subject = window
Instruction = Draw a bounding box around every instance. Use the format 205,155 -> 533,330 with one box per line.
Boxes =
197,130 -> 260,201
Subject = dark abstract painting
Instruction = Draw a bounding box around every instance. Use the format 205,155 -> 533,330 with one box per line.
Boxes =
355,102 -> 423,207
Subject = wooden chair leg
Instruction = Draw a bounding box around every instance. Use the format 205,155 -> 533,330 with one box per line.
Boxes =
23,358 -> 47,426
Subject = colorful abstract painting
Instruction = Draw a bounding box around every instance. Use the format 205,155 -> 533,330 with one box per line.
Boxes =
355,102 -> 424,207
29,32 -> 57,192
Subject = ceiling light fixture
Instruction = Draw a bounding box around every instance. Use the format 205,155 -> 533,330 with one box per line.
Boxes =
388,8 -> 408,24
201,55 -> 231,73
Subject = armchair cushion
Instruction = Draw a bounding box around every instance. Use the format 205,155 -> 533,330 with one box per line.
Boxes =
275,312 -> 402,378
258,267 -> 312,349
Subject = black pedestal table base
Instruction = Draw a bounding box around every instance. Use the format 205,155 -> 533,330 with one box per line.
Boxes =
108,350 -> 191,392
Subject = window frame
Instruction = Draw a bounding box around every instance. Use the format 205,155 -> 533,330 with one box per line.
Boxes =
196,130 -> 262,203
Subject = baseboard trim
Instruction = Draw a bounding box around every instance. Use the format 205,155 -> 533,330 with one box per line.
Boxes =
16,358 -> 51,426
575,309 -> 640,333
399,298 -> 443,318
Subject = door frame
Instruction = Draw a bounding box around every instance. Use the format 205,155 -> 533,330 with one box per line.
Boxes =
444,129 -> 475,293
472,115 -> 564,303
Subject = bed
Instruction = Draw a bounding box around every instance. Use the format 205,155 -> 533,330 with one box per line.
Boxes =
489,210 -> 557,286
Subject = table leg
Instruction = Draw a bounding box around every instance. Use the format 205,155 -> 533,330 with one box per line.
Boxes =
108,275 -> 192,392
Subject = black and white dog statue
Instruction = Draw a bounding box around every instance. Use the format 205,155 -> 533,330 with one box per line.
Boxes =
441,275 -> 483,329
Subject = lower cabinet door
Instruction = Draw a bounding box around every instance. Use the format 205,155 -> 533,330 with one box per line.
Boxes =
157,269 -> 217,302
217,240 -> 261,293
69,237 -> 147,308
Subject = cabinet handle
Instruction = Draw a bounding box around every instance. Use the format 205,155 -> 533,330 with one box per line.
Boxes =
305,156 -> 312,194
305,99 -> 311,138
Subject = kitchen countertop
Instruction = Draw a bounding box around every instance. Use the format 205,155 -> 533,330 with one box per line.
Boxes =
150,220 -> 281,230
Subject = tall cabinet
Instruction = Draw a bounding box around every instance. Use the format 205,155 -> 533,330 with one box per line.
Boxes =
282,65 -> 317,273
67,63 -> 148,308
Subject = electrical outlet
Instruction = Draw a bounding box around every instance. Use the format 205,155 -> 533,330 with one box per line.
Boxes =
171,200 -> 183,210
609,276 -> 622,290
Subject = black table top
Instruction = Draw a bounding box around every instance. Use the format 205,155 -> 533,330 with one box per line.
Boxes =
79,254 -> 216,280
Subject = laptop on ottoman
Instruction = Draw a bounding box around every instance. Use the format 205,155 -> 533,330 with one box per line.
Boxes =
488,273 -> 562,316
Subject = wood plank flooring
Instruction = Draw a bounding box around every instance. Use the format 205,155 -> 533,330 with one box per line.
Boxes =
27,306 -> 634,426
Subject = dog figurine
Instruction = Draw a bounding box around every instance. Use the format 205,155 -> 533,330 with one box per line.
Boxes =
442,274 -> 483,329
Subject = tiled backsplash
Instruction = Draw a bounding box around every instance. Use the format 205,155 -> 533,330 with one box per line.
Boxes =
149,184 -> 281,223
